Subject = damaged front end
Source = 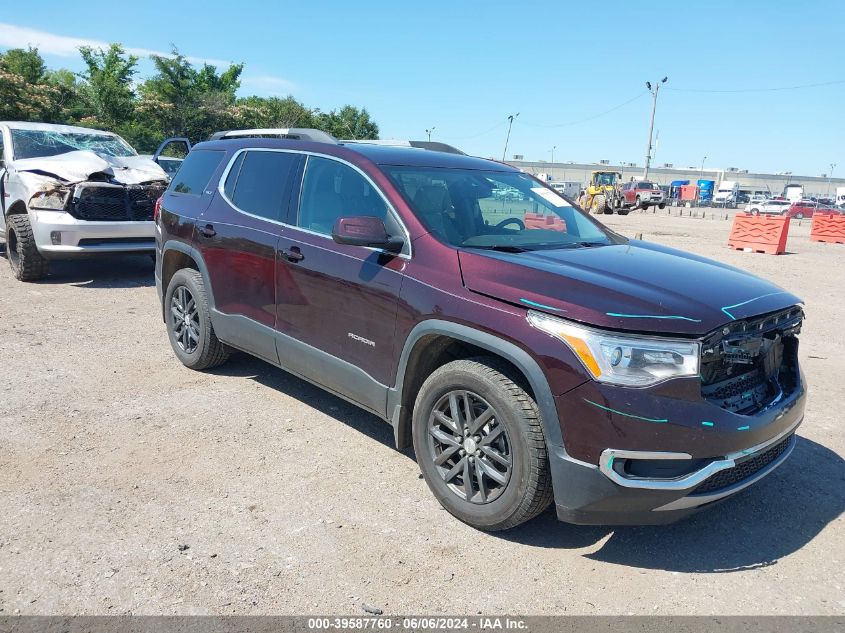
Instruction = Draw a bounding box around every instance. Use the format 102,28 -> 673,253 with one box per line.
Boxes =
700,306 -> 804,414
29,179 -> 166,222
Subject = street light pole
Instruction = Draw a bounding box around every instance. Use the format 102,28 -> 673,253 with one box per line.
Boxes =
502,113 -> 519,161
643,77 -> 667,180
551,145 -> 556,164
827,163 -> 836,197
699,156 -> 707,178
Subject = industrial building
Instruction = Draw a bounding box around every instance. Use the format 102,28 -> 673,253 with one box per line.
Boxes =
507,159 -> 845,199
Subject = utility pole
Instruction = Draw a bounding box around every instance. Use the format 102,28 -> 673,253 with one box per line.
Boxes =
425,127 -> 435,142
827,163 -> 836,197
502,113 -> 519,161
551,145 -> 556,164
699,156 -> 707,178
643,77 -> 667,180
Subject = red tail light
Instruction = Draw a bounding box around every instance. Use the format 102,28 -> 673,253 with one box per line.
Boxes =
153,196 -> 163,222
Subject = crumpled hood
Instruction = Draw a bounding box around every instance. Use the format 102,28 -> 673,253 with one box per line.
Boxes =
458,240 -> 802,335
13,150 -> 167,185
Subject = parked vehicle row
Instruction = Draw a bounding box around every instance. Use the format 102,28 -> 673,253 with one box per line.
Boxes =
1,122 -> 808,531
745,198 -> 842,219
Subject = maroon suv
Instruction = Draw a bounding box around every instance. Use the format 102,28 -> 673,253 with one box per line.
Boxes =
154,130 -> 806,530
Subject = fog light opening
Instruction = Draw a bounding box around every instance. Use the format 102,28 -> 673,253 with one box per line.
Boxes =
50,231 -> 62,245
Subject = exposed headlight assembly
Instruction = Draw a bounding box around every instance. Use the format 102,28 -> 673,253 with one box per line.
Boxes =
527,310 -> 700,387
29,190 -> 69,211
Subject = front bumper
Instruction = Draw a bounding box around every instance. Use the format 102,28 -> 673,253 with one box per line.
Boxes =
29,210 -> 155,257
552,424 -> 797,525
548,371 -> 806,525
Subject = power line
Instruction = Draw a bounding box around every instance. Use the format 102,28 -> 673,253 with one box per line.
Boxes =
517,92 -> 647,128
450,120 -> 508,140
665,78 -> 845,93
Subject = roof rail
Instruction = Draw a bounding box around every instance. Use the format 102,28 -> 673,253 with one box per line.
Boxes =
209,128 -> 338,144
342,139 -> 466,155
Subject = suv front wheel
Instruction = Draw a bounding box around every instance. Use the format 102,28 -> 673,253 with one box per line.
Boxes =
165,268 -> 230,370
412,357 -> 553,531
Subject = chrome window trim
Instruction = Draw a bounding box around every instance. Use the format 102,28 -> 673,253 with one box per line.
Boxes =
216,147 -> 412,259
599,416 -> 802,491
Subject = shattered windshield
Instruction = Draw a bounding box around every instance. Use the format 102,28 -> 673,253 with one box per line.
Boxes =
11,129 -> 136,160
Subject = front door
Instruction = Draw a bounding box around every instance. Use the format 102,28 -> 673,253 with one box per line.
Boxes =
274,155 -> 407,415
199,149 -> 303,363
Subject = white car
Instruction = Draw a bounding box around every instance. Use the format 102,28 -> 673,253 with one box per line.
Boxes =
1,122 -> 171,281
745,199 -> 791,216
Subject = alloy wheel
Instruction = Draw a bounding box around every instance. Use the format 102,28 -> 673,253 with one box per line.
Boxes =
170,285 -> 200,353
427,390 -> 512,504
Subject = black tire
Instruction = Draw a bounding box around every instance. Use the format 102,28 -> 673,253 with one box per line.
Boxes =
412,357 -> 553,531
751,208 -> 760,216
6,214 -> 49,281
658,202 -> 666,209
617,209 -> 630,216
164,268 -> 230,370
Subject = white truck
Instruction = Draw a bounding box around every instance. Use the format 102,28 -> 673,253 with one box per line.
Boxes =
0,121 -> 181,281
549,180 -> 581,200
784,184 -> 804,203
713,180 -> 740,208
836,186 -> 845,208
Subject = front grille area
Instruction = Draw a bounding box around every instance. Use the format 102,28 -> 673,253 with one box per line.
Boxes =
692,434 -> 792,494
700,306 -> 802,414
70,183 -> 165,222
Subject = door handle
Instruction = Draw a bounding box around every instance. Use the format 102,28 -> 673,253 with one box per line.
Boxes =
199,224 -> 216,238
281,246 -> 304,263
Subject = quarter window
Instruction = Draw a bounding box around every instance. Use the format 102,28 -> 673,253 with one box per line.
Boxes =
297,156 -> 399,237
225,150 -> 300,221
168,149 -> 224,195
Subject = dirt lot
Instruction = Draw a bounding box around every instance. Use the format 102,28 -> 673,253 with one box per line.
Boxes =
0,211 -> 843,616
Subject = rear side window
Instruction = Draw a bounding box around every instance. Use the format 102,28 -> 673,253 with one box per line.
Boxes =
169,150 -> 224,195
225,150 -> 300,221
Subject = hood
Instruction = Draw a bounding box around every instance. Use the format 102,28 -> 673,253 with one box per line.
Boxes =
12,150 -> 167,185
458,241 -> 802,336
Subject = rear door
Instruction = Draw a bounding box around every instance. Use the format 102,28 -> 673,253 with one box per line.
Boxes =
273,154 -> 407,414
198,149 -> 303,363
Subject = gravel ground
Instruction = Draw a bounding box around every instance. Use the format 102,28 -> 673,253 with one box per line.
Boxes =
0,210 -> 843,616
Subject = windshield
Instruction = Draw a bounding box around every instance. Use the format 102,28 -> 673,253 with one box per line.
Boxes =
638,181 -> 658,189
384,167 -> 614,251
594,173 -> 617,186
11,129 -> 136,160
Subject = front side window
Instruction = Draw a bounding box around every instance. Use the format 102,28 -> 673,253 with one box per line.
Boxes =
385,167 -> 614,251
11,129 -> 136,160
224,150 -> 300,221
297,156 -> 400,237
169,150 -> 225,195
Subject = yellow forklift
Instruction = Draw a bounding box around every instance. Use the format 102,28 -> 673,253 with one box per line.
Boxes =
577,171 -> 628,215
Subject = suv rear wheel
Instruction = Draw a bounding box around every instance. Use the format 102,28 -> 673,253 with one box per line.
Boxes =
165,268 -> 230,370
412,357 -> 553,531
6,214 -> 49,281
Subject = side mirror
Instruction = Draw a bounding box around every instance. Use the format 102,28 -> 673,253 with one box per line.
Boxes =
332,216 -> 404,253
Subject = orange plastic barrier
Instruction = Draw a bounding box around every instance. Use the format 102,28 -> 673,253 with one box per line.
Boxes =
727,213 -> 790,255
524,213 -> 566,232
810,213 -> 845,244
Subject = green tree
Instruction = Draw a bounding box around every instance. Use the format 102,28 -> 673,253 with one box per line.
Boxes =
232,95 -> 315,129
78,44 -> 138,129
317,105 -> 379,140
138,48 -> 244,142
0,46 -> 46,83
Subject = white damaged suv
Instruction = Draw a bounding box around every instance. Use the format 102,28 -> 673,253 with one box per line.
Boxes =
0,122 -> 171,281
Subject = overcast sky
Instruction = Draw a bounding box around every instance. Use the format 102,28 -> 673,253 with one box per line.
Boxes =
3,0 -> 844,175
